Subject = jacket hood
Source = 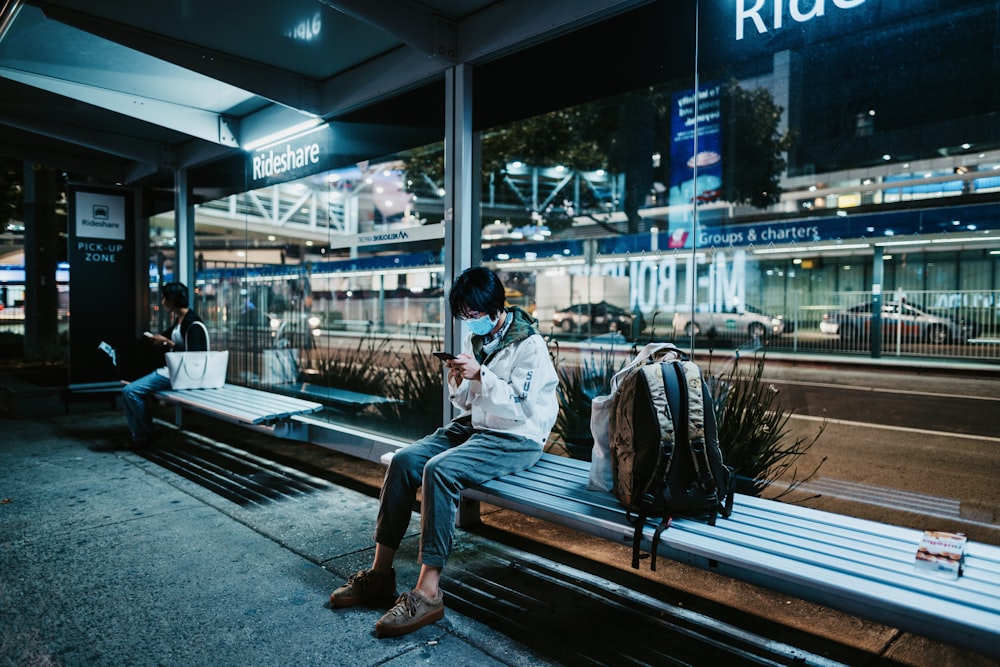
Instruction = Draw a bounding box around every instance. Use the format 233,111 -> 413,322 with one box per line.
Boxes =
472,306 -> 540,362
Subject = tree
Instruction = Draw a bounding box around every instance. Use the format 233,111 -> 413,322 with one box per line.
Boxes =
720,80 -> 796,209
400,105 -> 615,233
399,80 -> 794,232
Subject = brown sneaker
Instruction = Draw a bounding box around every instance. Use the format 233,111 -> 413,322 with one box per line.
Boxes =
375,590 -> 444,638
329,568 -> 396,608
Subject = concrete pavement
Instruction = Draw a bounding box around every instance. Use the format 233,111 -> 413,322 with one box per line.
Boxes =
0,411 -> 558,667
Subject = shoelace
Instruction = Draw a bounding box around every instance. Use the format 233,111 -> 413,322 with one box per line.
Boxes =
347,570 -> 369,586
387,592 -> 419,619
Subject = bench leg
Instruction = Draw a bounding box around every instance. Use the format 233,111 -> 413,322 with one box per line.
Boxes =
457,497 -> 482,527
174,404 -> 184,427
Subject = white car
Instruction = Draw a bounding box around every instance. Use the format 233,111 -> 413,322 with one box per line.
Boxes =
672,304 -> 787,338
820,300 -> 975,343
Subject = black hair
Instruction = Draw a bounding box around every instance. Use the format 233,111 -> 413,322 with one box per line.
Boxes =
449,267 -> 505,319
160,282 -> 189,309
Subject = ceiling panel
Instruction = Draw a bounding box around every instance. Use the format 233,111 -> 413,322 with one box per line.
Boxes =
0,0 -> 652,191
36,0 -> 404,81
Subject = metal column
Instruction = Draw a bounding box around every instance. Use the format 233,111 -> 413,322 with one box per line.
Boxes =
174,169 -> 195,292
442,63 -> 479,424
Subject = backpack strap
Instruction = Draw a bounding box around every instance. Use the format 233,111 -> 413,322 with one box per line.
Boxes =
631,515 -> 646,569
629,361 -> 678,569
632,361 -> 689,570
650,518 -> 671,571
674,361 -> 724,523
701,379 -> 735,519
629,361 -> 686,570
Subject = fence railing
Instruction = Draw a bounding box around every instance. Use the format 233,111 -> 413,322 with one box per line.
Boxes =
678,290 -> 1000,361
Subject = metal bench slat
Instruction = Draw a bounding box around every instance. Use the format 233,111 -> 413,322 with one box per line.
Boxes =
157,390 -> 269,424
155,384 -> 323,425
683,517 -> 1000,606
213,384 -> 323,416
470,463 -> 1000,609
467,475 -> 1000,642
507,456 -> 1000,582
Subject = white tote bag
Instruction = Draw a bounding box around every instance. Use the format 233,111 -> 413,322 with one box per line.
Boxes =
587,342 -> 682,491
166,321 -> 229,390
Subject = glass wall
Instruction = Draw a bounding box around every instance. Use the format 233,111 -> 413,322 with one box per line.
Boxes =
149,0 -> 1000,442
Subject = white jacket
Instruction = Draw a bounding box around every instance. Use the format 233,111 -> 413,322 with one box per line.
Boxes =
448,309 -> 559,446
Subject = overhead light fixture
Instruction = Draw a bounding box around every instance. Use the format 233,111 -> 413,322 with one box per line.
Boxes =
752,243 -> 869,255
930,234 -> 991,245
244,118 -> 325,151
752,247 -> 801,255
875,239 -> 929,247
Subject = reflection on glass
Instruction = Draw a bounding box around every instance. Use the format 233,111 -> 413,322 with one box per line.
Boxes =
154,2 -> 1000,446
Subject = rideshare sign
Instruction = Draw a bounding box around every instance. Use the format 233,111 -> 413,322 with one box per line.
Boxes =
245,125 -> 333,188
67,187 -> 136,386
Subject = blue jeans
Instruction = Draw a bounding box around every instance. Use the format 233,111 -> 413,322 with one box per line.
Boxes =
375,417 -> 543,568
122,369 -> 171,444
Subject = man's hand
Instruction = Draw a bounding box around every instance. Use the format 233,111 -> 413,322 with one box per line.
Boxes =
447,353 -> 481,383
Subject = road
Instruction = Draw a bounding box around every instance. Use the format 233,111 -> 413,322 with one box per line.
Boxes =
750,361 -> 1000,545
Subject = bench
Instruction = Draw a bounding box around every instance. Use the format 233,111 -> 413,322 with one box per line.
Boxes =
62,381 -> 125,411
154,383 -> 323,440
269,382 -> 400,414
287,417 -> 1000,659
462,454 -> 1000,659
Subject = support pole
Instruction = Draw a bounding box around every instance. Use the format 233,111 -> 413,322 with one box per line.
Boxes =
871,246 -> 883,358
22,162 -> 60,356
174,169 -> 195,292
442,63 -> 479,426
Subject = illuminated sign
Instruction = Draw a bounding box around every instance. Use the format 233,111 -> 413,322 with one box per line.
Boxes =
735,0 -> 867,41
252,142 -> 321,181
74,191 -> 126,241
246,126 -> 333,187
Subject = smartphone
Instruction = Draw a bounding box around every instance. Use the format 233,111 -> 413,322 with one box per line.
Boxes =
143,331 -> 155,338
433,351 -> 457,361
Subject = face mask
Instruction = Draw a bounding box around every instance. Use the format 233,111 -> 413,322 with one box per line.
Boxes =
465,313 -> 497,336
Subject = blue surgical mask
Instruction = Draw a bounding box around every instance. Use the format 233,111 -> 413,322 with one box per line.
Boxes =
465,313 -> 497,336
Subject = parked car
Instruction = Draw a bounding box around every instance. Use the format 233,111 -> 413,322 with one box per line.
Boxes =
820,300 -> 975,343
672,304 -> 787,338
552,301 -> 640,336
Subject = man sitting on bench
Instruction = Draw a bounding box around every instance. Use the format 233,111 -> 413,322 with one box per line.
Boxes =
328,266 -> 559,637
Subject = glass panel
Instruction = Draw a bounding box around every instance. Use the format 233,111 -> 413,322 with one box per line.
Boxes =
474,0 -> 1000,375
152,138 -> 450,441
142,0 -> 1000,445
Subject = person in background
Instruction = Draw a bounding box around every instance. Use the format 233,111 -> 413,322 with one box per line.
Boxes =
329,266 -> 559,637
97,282 -> 207,451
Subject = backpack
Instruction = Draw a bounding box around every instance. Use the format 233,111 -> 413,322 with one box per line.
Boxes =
609,348 -> 734,570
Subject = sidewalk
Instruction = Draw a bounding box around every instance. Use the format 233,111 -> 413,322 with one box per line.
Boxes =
2,399 -> 997,666
0,411 -> 555,667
